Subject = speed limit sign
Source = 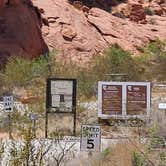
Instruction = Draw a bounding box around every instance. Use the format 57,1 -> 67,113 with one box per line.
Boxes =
80,124 -> 101,152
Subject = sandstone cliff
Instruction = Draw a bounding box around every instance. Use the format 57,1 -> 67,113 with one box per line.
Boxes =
34,0 -> 166,64
0,0 -> 48,67
0,0 -> 166,66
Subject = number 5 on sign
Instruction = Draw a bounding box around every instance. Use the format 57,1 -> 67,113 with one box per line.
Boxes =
80,124 -> 101,152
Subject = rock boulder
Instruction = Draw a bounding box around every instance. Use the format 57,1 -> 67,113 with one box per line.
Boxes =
0,0 -> 48,68
128,3 -> 147,23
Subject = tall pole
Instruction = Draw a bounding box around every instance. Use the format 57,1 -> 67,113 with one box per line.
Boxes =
32,119 -> 36,138
73,110 -> 76,136
8,113 -> 12,139
45,110 -> 48,138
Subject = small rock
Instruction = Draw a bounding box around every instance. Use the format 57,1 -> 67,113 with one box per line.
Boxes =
61,24 -> 77,41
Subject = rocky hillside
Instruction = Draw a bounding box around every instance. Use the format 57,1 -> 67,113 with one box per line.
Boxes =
34,0 -> 166,64
0,0 -> 166,66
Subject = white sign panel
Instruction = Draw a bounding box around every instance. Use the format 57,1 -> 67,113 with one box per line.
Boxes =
29,113 -> 38,121
0,102 -> 28,113
51,81 -> 73,94
80,125 -> 101,152
158,103 -> 166,109
51,80 -> 73,112
3,96 -> 14,113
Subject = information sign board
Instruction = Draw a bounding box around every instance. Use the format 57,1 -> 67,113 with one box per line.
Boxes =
46,78 -> 76,113
127,85 -> 147,115
45,78 -> 77,138
80,125 -> 101,152
98,82 -> 151,118
102,84 -> 122,115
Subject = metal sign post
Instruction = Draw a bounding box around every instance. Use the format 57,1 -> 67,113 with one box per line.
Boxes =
45,78 -> 77,138
45,109 -> 48,138
3,96 -> 14,139
29,113 -> 38,138
8,114 -> 12,139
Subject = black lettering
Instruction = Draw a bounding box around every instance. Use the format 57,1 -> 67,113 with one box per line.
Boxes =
87,139 -> 94,149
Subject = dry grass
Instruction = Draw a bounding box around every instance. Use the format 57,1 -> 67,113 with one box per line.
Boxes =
151,86 -> 166,138
104,143 -> 134,166
90,141 -> 145,166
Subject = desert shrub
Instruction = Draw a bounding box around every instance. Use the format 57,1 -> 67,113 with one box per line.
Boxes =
0,140 -> 4,162
132,151 -> 146,166
150,40 -> 166,78
149,124 -> 165,148
53,45 -> 139,98
159,151 -> 166,166
51,57 -> 79,78
77,69 -> 97,98
50,56 -> 97,98
0,54 -> 55,137
1,55 -> 51,88
134,39 -> 166,81
1,40 -> 165,99
92,44 -> 139,81
53,45 -> 143,98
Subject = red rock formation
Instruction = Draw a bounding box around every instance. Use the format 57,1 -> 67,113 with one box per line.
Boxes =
32,0 -> 166,65
128,3 -> 147,23
0,0 -> 48,67
1,0 -> 165,66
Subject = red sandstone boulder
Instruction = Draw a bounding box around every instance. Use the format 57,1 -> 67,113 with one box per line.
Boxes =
0,0 -> 48,67
61,24 -> 77,41
127,3 -> 147,23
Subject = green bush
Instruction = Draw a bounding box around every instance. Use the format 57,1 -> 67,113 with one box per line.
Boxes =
92,44 -> 139,81
132,151 -> 146,166
149,125 -> 165,147
134,40 -> 166,81
1,55 -> 51,88
159,152 -> 166,166
54,43 -> 166,97
1,40 -> 165,99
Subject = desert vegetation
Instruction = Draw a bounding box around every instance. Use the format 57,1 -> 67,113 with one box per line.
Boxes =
0,40 -> 166,165
1,40 -> 166,97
